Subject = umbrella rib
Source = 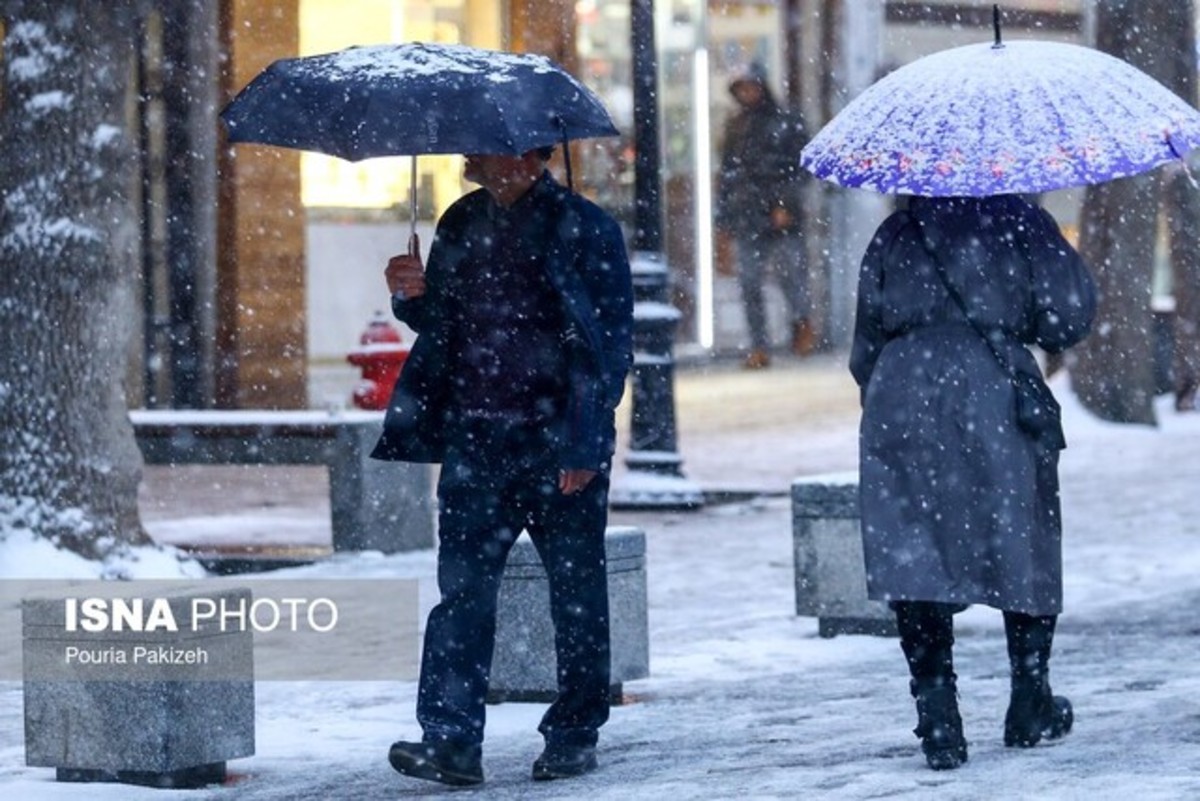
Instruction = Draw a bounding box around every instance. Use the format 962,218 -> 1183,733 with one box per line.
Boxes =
821,77 -> 920,191
855,95 -> 912,179
484,89 -> 521,153
1021,58 -> 1078,188
1067,68 -> 1159,182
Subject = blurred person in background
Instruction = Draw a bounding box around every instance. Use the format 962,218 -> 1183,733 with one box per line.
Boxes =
715,62 -> 813,369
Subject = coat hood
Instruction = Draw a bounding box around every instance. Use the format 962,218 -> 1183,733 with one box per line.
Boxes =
728,61 -> 778,106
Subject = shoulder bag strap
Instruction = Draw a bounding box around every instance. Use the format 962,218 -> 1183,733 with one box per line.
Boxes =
917,229 -> 1019,381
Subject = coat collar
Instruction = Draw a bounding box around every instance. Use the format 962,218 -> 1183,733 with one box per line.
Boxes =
482,170 -> 562,222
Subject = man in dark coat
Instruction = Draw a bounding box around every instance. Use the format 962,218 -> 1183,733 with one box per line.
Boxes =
851,195 -> 1096,770
375,146 -> 633,787
715,62 -> 812,368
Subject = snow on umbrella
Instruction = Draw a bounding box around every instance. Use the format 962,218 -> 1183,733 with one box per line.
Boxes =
800,36 -> 1200,197
221,42 -> 617,160
220,42 -> 619,247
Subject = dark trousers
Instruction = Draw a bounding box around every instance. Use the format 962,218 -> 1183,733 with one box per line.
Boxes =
417,425 -> 611,749
733,231 -> 808,350
894,601 -> 958,684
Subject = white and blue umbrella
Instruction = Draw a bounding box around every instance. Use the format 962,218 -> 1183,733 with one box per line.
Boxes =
801,36 -> 1200,197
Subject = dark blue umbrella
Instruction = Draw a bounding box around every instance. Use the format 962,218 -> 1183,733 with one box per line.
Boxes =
221,42 -> 618,160
221,42 -> 619,247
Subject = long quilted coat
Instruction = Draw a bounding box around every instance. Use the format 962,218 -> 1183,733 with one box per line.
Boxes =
850,195 -> 1096,615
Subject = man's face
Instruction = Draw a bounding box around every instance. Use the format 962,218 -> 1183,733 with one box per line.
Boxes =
463,153 -> 538,192
732,81 -> 764,108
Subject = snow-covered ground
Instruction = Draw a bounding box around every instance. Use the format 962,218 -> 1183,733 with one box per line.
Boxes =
1,359 -> 1199,799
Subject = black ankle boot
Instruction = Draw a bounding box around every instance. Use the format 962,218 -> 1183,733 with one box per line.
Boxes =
1003,671 -> 1073,747
912,677 -> 969,770
1003,612 -> 1074,748
895,602 -> 968,770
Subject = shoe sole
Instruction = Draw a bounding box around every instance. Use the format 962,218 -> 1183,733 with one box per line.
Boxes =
531,753 -> 598,781
388,748 -> 483,787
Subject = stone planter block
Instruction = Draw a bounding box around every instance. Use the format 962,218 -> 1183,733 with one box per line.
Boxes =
489,527 -> 649,703
22,586 -> 255,787
792,473 -> 896,638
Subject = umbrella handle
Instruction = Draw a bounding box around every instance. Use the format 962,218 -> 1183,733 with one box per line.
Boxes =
556,116 -> 573,191
407,157 -> 421,260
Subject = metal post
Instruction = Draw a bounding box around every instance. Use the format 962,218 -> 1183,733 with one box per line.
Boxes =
631,0 -> 662,257
610,0 -> 703,509
162,8 -> 201,408
162,1 -> 219,408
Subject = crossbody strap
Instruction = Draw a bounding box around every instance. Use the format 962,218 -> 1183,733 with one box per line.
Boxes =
916,225 -> 1020,382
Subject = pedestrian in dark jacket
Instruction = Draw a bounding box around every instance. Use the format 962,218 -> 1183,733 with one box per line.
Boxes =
716,62 -> 812,369
375,146 -> 634,787
850,194 -> 1096,770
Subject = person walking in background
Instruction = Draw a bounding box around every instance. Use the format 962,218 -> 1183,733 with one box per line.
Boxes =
374,146 -> 634,786
715,62 -> 813,369
850,194 -> 1096,770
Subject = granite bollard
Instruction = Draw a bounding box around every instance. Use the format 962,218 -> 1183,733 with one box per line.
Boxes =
488,526 -> 649,703
22,586 -> 255,788
792,472 -> 896,638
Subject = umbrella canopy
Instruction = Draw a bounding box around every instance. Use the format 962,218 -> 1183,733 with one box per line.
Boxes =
220,42 -> 618,161
801,39 -> 1200,197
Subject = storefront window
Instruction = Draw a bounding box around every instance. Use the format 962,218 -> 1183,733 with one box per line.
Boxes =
574,0 -> 635,226
298,0 -> 503,219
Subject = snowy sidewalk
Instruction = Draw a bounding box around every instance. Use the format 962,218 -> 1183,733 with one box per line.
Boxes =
3,358 -> 1200,799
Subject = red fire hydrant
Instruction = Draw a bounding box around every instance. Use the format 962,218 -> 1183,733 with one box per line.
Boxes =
347,311 -> 410,410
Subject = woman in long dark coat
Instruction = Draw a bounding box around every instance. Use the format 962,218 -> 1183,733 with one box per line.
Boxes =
850,194 -> 1096,770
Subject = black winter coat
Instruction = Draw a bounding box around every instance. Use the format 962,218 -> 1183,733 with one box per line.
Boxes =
715,94 -> 807,237
371,172 -> 634,473
850,195 -> 1096,615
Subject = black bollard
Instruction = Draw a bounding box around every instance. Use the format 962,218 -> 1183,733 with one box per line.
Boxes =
610,251 -> 703,509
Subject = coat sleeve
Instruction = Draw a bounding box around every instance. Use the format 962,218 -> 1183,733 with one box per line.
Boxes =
588,213 -> 635,413
779,111 -> 809,219
561,206 -> 634,472
389,209 -> 462,333
714,119 -> 740,230
850,212 -> 907,398
1025,206 -> 1097,353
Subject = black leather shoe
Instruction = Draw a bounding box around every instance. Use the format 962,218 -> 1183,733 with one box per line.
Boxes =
388,740 -> 483,786
531,743 -> 598,781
